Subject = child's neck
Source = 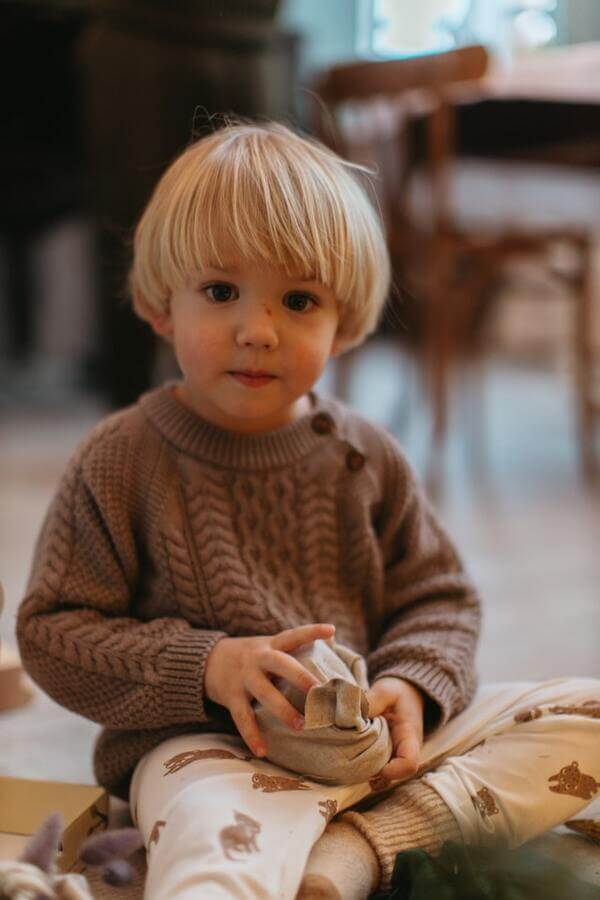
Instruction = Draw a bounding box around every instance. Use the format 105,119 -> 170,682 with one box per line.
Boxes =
172,384 -> 313,435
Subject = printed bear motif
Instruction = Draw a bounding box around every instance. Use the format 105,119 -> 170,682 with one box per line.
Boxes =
163,747 -> 253,775
471,787 -> 499,819
251,773 -> 312,793
548,761 -> 599,800
220,811 -> 261,860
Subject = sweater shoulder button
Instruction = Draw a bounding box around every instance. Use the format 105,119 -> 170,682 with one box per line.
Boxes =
311,412 -> 335,434
346,449 -> 365,471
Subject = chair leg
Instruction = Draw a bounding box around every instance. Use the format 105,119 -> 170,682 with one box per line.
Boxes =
422,239 -> 456,495
574,241 -> 598,479
421,331 -> 451,500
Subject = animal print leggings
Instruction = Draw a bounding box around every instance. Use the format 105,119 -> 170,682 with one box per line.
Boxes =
129,677 -> 600,899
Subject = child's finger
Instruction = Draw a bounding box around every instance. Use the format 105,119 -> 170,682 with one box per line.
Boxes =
258,649 -> 322,695
383,722 -> 421,781
271,623 -> 335,654
248,671 -> 307,733
380,753 -> 419,782
364,690 -> 389,718
229,696 -> 268,757
393,732 -> 421,766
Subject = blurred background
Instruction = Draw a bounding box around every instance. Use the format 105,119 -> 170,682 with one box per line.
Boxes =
1,0 -> 599,784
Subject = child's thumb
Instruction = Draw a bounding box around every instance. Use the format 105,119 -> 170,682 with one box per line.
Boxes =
364,687 -> 389,719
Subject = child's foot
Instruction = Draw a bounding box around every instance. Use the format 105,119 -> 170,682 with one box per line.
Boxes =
295,821 -> 380,900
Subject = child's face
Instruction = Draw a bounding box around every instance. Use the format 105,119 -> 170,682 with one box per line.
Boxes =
150,260 -> 348,434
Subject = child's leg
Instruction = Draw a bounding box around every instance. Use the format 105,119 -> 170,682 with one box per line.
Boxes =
338,677 -> 600,891
129,732 -> 375,900
420,677 -> 600,844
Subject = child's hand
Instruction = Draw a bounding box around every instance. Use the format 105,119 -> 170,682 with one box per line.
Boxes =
364,677 -> 425,782
204,623 -> 336,757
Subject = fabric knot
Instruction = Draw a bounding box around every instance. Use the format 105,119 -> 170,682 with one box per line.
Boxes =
254,637 -> 392,784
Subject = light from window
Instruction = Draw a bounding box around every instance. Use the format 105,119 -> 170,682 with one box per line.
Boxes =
366,0 -> 475,57
359,0 -> 559,59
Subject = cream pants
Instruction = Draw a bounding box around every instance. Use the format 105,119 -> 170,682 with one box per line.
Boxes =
129,677 -> 600,900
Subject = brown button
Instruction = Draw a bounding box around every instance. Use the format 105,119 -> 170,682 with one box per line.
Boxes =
311,412 -> 335,435
346,449 -> 365,471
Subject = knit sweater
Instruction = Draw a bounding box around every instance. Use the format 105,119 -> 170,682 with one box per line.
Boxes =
16,382 -> 481,801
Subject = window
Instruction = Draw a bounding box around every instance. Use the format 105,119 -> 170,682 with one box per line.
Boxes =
357,0 -> 560,60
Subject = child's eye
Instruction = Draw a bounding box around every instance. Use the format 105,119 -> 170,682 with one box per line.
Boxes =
204,283 -> 237,302
285,292 -> 317,313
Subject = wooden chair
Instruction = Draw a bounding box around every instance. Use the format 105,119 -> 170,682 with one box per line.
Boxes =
311,46 -> 599,485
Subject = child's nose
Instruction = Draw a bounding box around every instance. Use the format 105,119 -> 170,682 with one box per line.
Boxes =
236,305 -> 278,347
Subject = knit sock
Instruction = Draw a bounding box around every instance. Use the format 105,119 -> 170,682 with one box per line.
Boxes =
340,779 -> 463,892
295,820 -> 380,900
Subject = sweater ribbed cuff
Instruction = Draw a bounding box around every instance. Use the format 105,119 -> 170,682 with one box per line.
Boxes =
340,780 -> 462,891
371,659 -> 461,729
160,629 -> 228,723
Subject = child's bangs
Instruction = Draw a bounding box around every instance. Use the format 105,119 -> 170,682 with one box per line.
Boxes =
131,123 -> 390,347
176,133 -> 363,301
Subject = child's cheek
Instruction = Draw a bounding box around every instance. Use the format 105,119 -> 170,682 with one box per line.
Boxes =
289,344 -> 321,376
175,324 -> 220,369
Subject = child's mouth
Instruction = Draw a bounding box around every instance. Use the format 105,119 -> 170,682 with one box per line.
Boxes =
229,372 -> 276,387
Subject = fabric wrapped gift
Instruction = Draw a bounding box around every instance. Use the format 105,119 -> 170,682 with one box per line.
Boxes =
254,636 -> 393,784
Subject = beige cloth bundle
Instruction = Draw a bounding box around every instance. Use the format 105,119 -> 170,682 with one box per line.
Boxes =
254,636 -> 393,784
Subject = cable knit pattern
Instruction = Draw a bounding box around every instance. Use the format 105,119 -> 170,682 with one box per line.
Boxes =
16,381 -> 481,802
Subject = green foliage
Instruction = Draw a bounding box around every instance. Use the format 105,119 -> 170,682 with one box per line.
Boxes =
370,840 -> 600,900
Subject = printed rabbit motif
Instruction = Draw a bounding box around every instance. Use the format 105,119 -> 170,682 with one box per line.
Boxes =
148,820 -> 166,851
219,811 -> 261,860
251,773 -> 312,792
548,700 -> 600,719
514,707 -> 543,723
163,747 -> 253,775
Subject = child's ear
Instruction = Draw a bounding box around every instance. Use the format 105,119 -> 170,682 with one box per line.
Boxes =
133,291 -> 173,338
149,310 -> 174,339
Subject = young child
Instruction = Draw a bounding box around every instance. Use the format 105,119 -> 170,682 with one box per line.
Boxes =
16,120 -> 599,900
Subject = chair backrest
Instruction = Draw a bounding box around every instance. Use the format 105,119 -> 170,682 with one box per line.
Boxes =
314,44 -> 489,107
311,45 -> 490,232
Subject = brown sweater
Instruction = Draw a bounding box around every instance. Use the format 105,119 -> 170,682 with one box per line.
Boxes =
16,383 -> 481,801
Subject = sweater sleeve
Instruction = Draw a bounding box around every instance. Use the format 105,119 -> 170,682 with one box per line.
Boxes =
16,429 -> 228,731
366,435 -> 481,731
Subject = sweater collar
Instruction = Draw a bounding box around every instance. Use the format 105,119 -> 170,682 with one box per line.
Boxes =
139,381 -> 341,469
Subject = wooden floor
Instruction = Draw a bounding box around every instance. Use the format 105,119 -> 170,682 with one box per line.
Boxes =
0,340 -> 598,747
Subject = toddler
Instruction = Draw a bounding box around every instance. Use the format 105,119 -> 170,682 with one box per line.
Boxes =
17,120 -> 600,900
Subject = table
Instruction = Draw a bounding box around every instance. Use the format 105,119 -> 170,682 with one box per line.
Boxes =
450,43 -> 600,167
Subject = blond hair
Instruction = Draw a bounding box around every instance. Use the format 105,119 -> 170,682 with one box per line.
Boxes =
128,119 -> 391,352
